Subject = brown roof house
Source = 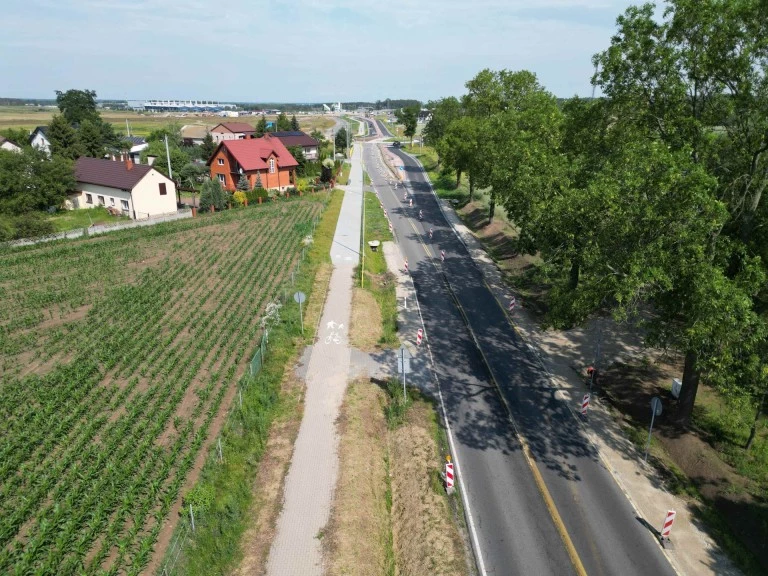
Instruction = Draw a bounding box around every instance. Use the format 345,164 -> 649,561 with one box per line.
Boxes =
210,122 -> 255,143
70,156 -> 177,219
270,131 -> 320,160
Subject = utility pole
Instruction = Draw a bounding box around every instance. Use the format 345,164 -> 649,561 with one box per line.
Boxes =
164,134 -> 173,181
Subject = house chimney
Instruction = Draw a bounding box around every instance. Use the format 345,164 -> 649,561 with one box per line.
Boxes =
125,154 -> 134,170
147,155 -> 157,166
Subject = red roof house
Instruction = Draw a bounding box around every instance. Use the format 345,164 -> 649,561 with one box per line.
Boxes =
207,135 -> 299,191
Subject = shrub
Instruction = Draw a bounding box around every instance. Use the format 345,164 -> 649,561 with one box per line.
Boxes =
199,178 -> 227,211
245,187 -> 269,204
233,191 -> 246,206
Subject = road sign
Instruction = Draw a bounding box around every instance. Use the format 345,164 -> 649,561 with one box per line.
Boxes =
581,393 -> 590,415
660,510 -> 676,540
293,291 -> 306,334
397,356 -> 411,373
644,396 -> 663,462
416,328 -> 423,346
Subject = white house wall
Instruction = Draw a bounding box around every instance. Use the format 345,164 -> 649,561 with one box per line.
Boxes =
131,171 -> 178,219
73,183 -> 134,214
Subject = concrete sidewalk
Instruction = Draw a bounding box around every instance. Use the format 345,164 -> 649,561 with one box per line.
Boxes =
418,169 -> 741,576
265,145 -> 363,576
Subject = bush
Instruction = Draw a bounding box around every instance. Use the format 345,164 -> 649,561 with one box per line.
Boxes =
199,179 -> 228,212
245,187 -> 269,204
233,191 -> 246,206
3,212 -> 56,240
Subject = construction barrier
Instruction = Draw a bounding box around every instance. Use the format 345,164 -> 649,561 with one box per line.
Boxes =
581,393 -> 590,415
445,456 -> 455,494
660,510 -> 676,541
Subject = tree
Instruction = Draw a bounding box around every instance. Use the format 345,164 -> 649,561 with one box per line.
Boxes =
396,105 -> 419,145
592,0 -> 768,425
140,140 -> 189,183
236,173 -> 250,192
47,114 -> 83,160
335,128 -> 348,156
276,113 -> 292,131
422,97 -> 463,163
438,116 -> 485,200
0,128 -> 30,149
254,171 -> 263,189
201,132 -> 216,160
255,116 -> 267,138
287,145 -> 307,176
199,178 -> 228,212
78,119 -> 107,158
55,89 -> 99,125
290,115 -> 300,131
146,123 -> 182,147
0,147 -> 75,214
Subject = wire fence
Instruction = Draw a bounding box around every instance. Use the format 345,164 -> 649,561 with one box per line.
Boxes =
159,211 -> 320,576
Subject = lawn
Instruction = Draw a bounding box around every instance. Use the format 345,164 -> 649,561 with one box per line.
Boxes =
359,188 -> 397,346
47,206 -> 129,232
0,196 -> 332,575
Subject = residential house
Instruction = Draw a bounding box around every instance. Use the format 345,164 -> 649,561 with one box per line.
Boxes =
181,125 -> 210,146
71,156 -> 177,219
0,136 -> 22,153
269,131 -> 319,160
29,126 -> 51,154
124,136 -> 149,164
207,137 -> 298,192
210,122 -> 255,143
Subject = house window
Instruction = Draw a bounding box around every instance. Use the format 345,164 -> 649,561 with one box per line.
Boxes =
85,193 -> 93,204
98,195 -> 105,206
269,158 -> 275,173
218,158 -> 224,165
110,197 -> 115,206
217,174 -> 226,185
121,200 -> 129,210
159,183 -> 167,196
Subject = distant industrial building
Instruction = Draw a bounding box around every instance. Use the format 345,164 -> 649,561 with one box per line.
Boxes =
129,100 -> 238,112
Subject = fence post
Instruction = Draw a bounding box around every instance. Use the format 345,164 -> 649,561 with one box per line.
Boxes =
239,388 -> 243,409
217,438 -> 223,463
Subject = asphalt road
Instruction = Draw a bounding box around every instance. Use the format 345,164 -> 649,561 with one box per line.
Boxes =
364,143 -> 677,576
375,118 -> 393,138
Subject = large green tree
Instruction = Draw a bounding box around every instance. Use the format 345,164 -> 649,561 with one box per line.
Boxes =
276,112 -> 292,131
396,105 -> 419,145
334,127 -> 348,156
200,132 -> 216,160
422,97 -> 462,160
55,89 -> 99,125
290,115 -> 300,131
47,114 -> 83,160
0,147 -> 75,213
255,116 -> 267,138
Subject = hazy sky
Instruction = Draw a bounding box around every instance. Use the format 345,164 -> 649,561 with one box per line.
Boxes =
2,0 -> 645,103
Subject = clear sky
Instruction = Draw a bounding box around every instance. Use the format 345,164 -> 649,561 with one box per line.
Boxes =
1,0 -> 644,103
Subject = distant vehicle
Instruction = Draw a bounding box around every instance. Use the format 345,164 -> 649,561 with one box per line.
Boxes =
392,141 -> 402,148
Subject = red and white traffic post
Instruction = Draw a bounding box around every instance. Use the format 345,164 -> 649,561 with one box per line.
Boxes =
581,393 -> 590,416
404,258 -> 409,272
429,228 -> 433,239
388,220 -> 393,233
416,328 -> 423,346
508,296 -> 516,312
444,455 -> 455,495
440,250 -> 445,262
660,510 -> 676,545
409,198 -> 413,208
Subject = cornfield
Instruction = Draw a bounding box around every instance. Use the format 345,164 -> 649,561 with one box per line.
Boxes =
0,199 -> 323,575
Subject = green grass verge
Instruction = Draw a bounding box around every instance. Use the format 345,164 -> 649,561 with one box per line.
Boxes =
158,190 -> 343,575
47,206 -> 130,232
338,162 -> 351,185
360,190 -> 398,346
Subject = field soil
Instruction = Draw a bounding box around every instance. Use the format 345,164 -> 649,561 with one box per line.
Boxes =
324,381 -> 467,576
